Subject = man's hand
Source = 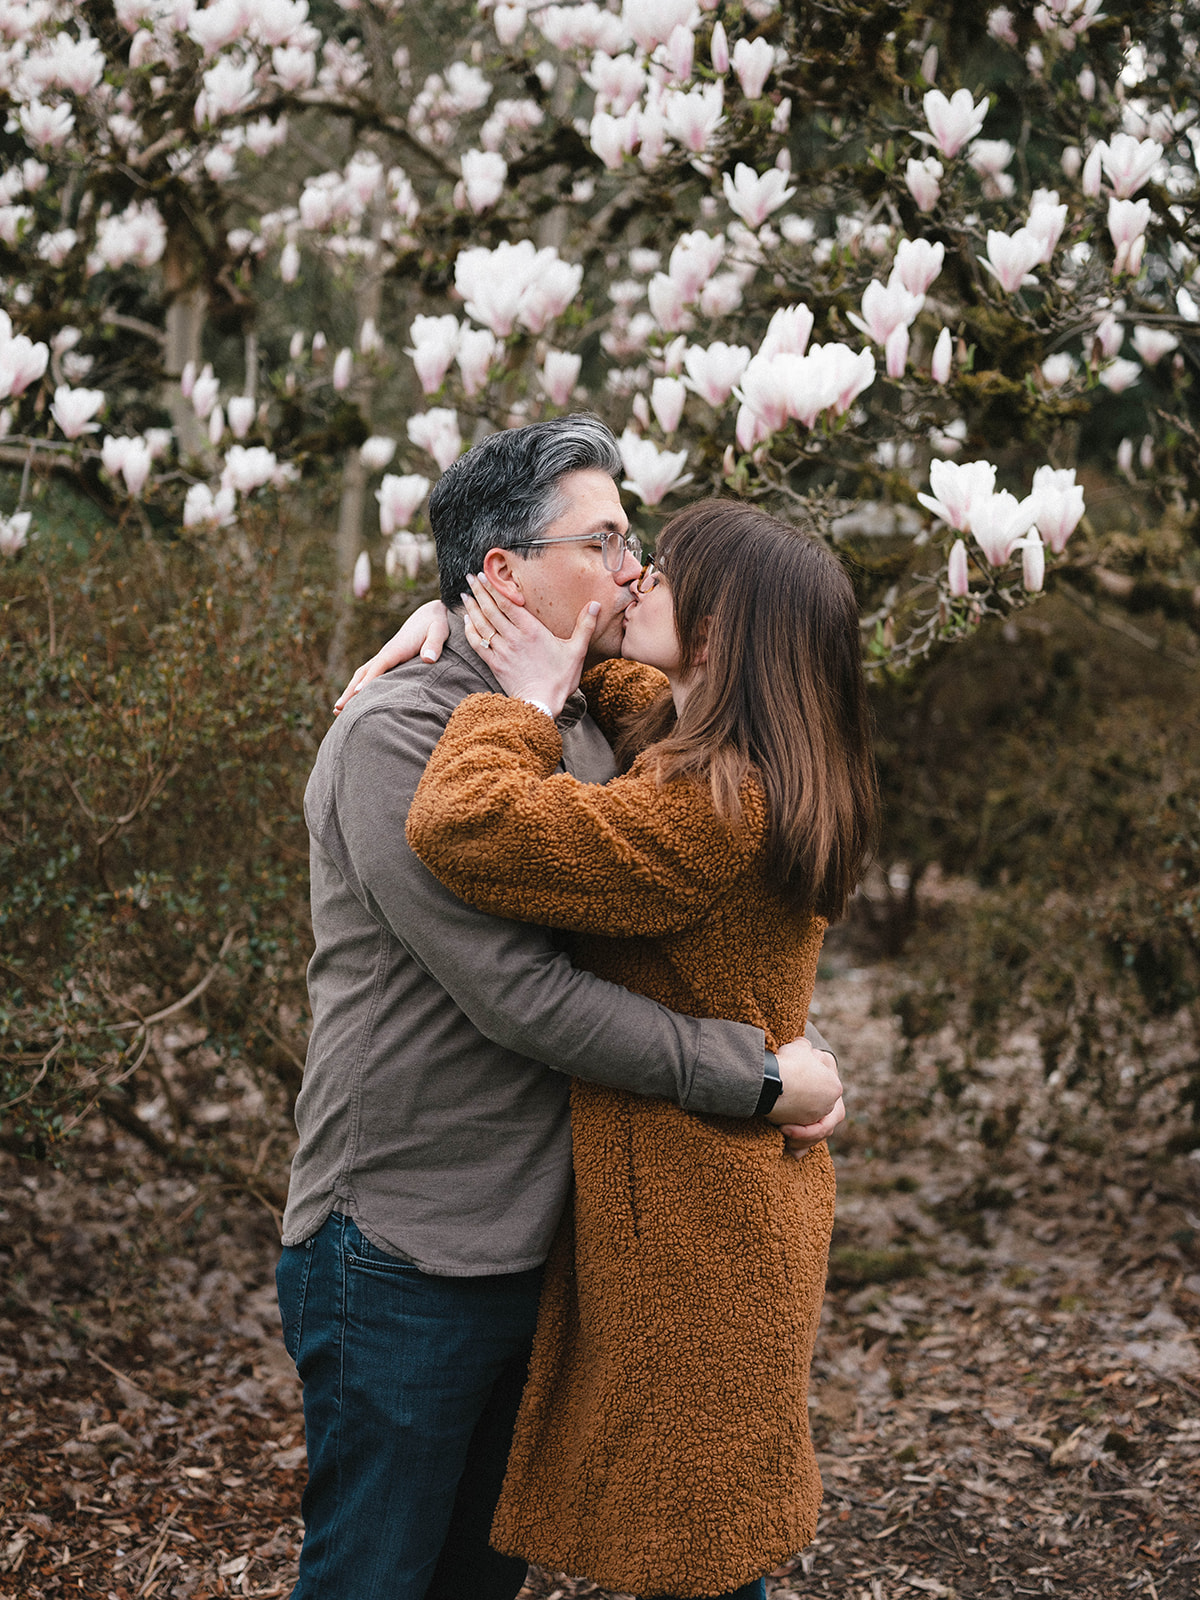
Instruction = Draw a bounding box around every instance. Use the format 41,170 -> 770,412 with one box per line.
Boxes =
779,1095 -> 845,1159
768,1035 -> 843,1129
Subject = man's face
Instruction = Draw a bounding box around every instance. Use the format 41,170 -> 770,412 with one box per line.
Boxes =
506,469 -> 640,664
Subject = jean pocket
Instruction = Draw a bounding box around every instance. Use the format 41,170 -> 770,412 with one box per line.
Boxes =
275,1239 -> 314,1363
343,1221 -> 423,1279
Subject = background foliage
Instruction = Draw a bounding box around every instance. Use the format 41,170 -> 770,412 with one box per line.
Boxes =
0,0 -> 1198,1182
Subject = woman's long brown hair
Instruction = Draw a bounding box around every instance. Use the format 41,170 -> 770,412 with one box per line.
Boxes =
614,499 -> 878,921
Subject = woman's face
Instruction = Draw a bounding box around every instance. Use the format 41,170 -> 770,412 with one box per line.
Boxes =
620,561 -> 685,681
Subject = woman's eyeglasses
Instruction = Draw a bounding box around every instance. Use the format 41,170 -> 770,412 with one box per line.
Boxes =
505,528 -> 643,573
635,554 -> 667,594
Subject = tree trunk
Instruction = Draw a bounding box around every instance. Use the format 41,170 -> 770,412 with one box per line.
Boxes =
163,287 -> 208,460
325,201 -> 386,687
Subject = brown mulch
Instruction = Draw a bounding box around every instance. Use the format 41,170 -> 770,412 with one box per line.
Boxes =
2,955 -> 1198,1599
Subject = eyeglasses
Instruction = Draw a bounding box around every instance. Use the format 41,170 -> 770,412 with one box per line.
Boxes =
635,553 -> 667,594
505,528 -> 642,573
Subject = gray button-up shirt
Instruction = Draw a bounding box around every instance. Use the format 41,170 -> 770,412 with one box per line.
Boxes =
282,617 -> 767,1275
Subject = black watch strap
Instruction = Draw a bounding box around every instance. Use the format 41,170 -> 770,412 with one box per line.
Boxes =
755,1053 -> 783,1116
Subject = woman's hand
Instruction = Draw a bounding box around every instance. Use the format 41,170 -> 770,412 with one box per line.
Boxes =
462,572 -> 598,718
334,599 -> 452,713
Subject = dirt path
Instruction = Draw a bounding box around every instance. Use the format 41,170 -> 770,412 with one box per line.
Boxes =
2,957 -> 1197,1599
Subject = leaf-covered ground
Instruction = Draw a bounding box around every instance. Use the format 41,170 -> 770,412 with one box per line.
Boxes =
2,950 -> 1198,1600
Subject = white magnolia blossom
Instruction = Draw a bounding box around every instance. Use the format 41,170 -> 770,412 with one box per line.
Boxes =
1098,357 -> 1142,394
667,230 -> 724,300
456,328 -> 499,398
650,374 -> 687,433
917,459 -> 998,532
540,349 -> 582,407
1022,528 -> 1045,592
408,315 -> 460,395
1099,133 -> 1163,198
353,548 -> 371,598
227,396 -> 256,439
583,50 -> 645,115
919,88 -> 989,158
0,509 -> 32,557
622,0 -> 693,54
905,156 -> 943,212
660,82 -> 724,153
460,149 -> 508,213
1026,189 -> 1069,262
968,488 -> 1037,566
891,237 -> 945,296
847,279 -> 924,347
1040,352 -> 1078,387
722,163 -> 795,229
50,383 -> 104,438
931,327 -> 952,384
455,240 -> 581,338
1028,465 -> 1085,553
0,316 -> 48,400
1107,197 -> 1152,276
221,444 -> 279,494
618,428 -> 693,505
710,20 -> 729,74
683,341 -> 751,406
377,472 -> 431,534
759,304 -> 814,360
93,201 -> 167,271
191,364 -> 220,420
1130,325 -> 1179,365
407,408 -> 462,471
980,227 -> 1043,293
947,536 -> 970,596
730,36 -> 775,99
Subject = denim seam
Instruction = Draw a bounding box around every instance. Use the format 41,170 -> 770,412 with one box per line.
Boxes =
284,1236 -> 316,1363
333,1213 -> 348,1510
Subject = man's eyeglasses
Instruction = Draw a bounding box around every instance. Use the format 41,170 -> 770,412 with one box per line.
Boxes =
505,528 -> 643,573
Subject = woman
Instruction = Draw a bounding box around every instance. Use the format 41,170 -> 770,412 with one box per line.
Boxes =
358,500 -> 876,1598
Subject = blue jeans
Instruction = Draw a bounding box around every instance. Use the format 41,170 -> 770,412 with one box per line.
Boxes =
276,1213 -> 543,1600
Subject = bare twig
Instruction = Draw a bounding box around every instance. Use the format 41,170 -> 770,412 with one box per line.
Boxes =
0,1038 -> 62,1111
37,571 -> 56,656
109,925 -> 244,1032
99,310 -> 167,346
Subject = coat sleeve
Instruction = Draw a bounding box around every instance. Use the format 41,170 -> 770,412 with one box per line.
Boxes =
406,694 -> 765,938
579,658 -> 670,743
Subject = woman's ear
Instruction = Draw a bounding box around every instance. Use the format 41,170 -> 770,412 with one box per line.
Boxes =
692,615 -> 712,666
481,547 -> 525,603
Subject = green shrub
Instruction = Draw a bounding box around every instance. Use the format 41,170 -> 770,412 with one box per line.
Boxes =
870,596 -> 1200,1141
0,497 -> 376,1189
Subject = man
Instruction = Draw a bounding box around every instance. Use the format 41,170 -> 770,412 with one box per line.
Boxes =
277,415 -> 843,1600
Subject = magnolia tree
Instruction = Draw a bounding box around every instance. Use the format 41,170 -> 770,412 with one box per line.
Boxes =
0,0 -> 1197,669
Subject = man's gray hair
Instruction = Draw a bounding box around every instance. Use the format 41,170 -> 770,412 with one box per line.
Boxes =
428,415 -> 623,606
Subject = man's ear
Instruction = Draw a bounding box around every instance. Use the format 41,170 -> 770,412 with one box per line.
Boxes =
480,547 -> 525,603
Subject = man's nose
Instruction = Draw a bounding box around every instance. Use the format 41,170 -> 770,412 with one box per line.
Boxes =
614,543 -> 642,586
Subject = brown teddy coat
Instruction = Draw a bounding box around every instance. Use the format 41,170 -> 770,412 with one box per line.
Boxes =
406,660 -> 835,1597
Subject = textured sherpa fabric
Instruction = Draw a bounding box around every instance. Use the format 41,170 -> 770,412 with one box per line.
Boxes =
406,659 -> 835,1597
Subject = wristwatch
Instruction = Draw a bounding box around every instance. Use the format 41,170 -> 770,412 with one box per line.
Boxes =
755,1052 -> 783,1116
